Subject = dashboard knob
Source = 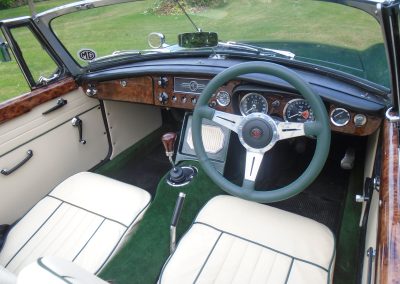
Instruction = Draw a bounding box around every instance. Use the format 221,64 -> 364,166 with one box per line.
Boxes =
86,86 -> 97,97
158,76 -> 169,88
158,92 -> 169,104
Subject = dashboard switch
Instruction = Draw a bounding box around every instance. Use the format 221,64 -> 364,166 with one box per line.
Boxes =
159,92 -> 169,104
209,101 -> 217,108
86,85 -> 97,97
158,76 -> 169,88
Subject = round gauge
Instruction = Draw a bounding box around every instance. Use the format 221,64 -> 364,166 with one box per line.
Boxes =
216,91 -> 231,107
240,93 -> 268,116
353,114 -> 367,127
330,108 -> 350,126
283,99 -> 314,122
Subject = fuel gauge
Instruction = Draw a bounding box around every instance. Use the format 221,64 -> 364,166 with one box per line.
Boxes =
330,108 -> 350,126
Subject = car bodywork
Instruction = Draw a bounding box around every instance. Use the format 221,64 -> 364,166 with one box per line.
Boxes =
0,0 -> 399,283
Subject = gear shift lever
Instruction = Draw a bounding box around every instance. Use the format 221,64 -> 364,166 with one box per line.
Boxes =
161,132 -> 197,186
162,132 -> 177,167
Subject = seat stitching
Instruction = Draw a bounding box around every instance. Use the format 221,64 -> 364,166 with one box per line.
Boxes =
213,235 -> 235,283
72,218 -> 105,262
195,222 -> 329,272
47,195 -> 128,228
12,204 -> 75,272
248,244 -> 263,284
50,205 -> 81,257
193,232 -> 223,284
264,251 -> 277,282
5,202 -> 63,268
284,258 -> 294,284
230,240 -> 250,284
93,199 -> 151,274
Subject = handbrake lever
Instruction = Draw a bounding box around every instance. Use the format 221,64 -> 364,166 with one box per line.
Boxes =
170,192 -> 186,253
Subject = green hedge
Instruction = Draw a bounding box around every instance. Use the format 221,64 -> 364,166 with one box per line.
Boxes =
147,0 -> 227,15
0,0 -> 15,9
0,0 -> 47,10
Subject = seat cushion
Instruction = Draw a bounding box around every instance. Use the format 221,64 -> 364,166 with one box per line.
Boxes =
159,195 -> 335,284
0,265 -> 16,284
18,257 -> 108,284
0,172 -> 151,275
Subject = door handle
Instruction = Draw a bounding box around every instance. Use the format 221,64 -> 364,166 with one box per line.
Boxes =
1,150 -> 33,176
42,98 -> 67,115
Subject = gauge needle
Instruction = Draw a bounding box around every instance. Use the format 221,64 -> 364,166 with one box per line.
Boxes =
288,112 -> 301,119
334,111 -> 345,118
246,106 -> 256,114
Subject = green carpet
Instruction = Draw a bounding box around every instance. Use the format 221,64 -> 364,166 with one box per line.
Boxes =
333,157 -> 363,283
95,127 -> 165,176
99,161 -> 224,284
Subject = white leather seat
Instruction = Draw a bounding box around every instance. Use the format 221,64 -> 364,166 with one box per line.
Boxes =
159,195 -> 335,284
0,172 -> 151,278
18,257 -> 109,284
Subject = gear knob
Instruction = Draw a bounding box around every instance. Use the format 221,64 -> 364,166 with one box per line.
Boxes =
162,132 -> 177,157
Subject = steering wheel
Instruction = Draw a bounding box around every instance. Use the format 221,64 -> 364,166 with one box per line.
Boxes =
192,62 -> 331,203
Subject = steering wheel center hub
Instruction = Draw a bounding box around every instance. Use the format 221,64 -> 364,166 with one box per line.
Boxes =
238,113 -> 278,152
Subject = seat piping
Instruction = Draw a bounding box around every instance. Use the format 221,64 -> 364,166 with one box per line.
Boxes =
193,232 -> 223,283
48,195 -> 128,228
37,257 -> 73,284
4,202 -> 63,268
195,222 -> 330,272
72,219 -> 106,262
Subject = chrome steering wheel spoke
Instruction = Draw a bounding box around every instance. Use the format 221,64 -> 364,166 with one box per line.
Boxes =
212,110 -> 244,134
243,150 -> 265,190
276,121 -> 305,140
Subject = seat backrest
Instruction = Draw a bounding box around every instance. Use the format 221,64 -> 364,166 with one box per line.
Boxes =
0,264 -> 16,284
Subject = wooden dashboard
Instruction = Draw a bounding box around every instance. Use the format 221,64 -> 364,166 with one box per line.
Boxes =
82,75 -> 382,136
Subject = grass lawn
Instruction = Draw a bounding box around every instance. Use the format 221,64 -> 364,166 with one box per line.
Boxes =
0,0 -> 384,103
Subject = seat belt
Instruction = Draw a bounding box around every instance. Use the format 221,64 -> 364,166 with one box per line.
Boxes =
0,224 -> 11,252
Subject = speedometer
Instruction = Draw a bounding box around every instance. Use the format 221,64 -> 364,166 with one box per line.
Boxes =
283,99 -> 314,122
240,93 -> 268,116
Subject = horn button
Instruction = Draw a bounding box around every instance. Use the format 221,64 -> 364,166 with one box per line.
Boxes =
238,113 -> 278,151
242,119 -> 272,148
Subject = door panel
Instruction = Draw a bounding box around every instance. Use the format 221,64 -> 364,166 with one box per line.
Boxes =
0,88 -> 109,224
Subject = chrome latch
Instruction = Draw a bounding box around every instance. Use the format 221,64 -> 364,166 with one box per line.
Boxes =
385,107 -> 400,123
373,176 -> 380,192
38,73 -> 60,86
355,194 -> 369,203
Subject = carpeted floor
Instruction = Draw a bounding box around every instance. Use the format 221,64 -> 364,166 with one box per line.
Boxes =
95,129 -> 362,283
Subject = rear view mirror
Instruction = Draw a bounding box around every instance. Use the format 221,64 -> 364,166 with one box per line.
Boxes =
178,32 -> 218,48
0,39 -> 11,62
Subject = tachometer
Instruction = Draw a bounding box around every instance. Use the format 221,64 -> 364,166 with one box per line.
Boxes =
240,93 -> 268,116
283,99 -> 314,122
